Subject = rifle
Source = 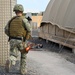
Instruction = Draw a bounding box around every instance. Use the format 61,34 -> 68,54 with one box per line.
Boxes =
20,43 -> 43,53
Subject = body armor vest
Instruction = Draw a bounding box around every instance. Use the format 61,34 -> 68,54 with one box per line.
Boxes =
9,16 -> 26,37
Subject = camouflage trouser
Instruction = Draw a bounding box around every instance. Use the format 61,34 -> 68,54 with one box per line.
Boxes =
10,39 -> 28,74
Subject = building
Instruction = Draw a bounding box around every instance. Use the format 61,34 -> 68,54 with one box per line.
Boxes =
25,12 -> 43,29
31,15 -> 43,29
25,12 -> 43,37
39,0 -> 75,53
0,0 -> 17,66
26,12 -> 43,37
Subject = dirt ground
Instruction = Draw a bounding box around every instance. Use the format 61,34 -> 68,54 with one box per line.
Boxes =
0,37 -> 75,75
29,37 -> 75,64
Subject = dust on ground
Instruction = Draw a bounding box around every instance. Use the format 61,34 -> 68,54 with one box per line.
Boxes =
29,37 -> 75,64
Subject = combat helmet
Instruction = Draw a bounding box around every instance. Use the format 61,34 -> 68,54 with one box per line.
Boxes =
13,4 -> 24,12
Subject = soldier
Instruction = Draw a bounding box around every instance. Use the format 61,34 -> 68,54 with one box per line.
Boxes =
4,4 -> 31,75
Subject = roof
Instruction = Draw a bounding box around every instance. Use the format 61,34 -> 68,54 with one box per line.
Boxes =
41,0 -> 75,30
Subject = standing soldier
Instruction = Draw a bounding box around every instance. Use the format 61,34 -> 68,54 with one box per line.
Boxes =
4,4 -> 31,75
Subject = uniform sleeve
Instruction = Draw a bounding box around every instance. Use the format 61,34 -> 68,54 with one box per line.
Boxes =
23,18 -> 31,32
4,20 -> 10,36
23,18 -> 32,40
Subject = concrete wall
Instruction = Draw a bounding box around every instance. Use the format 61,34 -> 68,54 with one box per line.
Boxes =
0,0 -> 16,66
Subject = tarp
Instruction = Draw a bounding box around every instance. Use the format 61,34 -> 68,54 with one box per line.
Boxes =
42,0 -> 75,29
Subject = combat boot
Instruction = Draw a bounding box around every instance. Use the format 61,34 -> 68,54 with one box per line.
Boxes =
20,69 -> 27,75
5,60 -> 11,73
5,56 -> 17,72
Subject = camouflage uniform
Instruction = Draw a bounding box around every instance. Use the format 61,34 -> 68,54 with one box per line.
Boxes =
10,39 -> 28,74
4,4 -> 31,75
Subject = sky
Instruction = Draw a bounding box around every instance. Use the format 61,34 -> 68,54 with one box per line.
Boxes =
17,0 -> 50,13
